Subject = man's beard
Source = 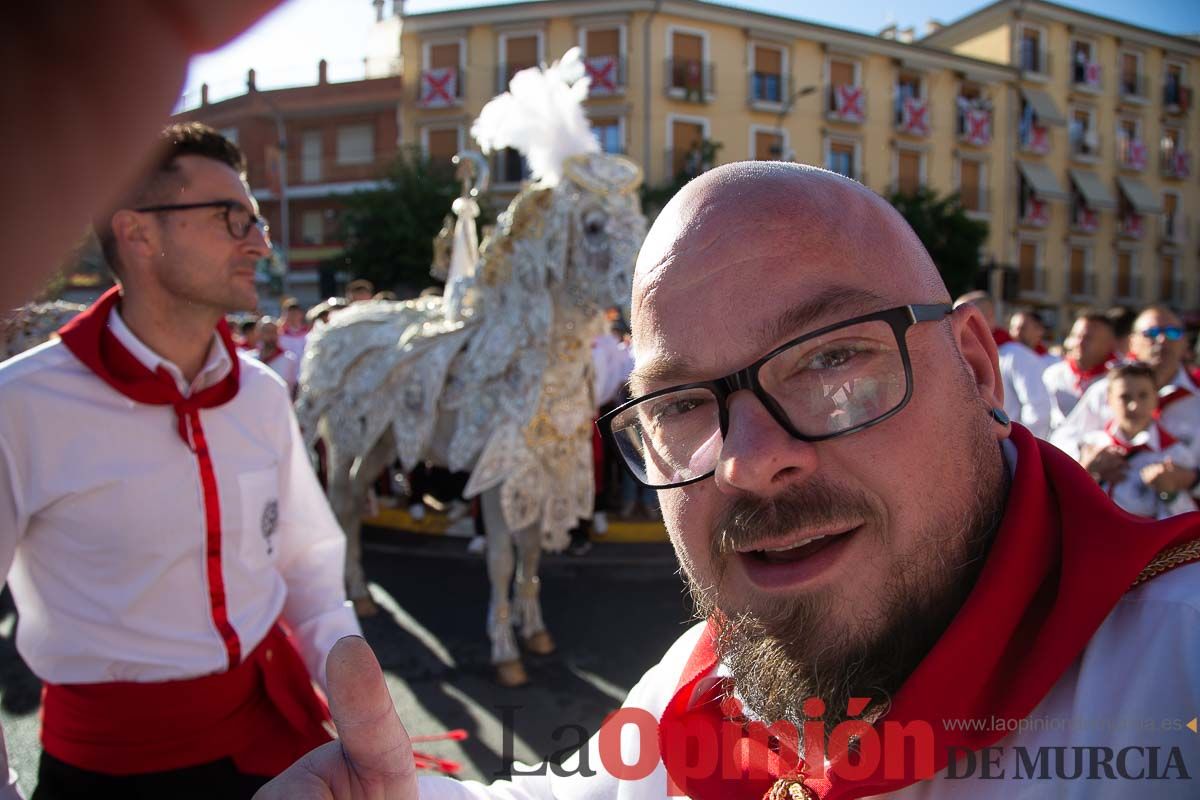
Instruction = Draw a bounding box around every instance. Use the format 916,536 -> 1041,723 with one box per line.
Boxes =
684,412 -> 1008,737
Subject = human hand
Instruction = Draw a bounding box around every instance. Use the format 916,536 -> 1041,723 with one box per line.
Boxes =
1080,445 -> 1128,485
1139,460 -> 1195,495
253,636 -> 417,800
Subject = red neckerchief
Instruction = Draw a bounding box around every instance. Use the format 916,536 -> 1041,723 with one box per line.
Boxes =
991,328 -> 1013,347
1032,342 -> 1048,356
1104,419 -> 1177,458
659,424 -> 1200,800
1065,357 -> 1110,393
1157,384 -> 1194,416
281,323 -> 310,336
57,286 -> 240,448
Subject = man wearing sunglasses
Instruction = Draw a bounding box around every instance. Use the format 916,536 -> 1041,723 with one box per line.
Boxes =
1051,306 -> 1200,496
256,164 -> 1199,799
0,124 -> 360,797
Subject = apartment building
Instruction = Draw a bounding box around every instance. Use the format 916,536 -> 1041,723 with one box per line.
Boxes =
177,62 -> 403,305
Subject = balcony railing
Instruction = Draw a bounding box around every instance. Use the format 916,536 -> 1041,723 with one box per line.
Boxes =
1019,196 -> 1051,227
1018,266 -> 1047,295
1119,213 -> 1145,239
416,66 -> 463,108
1068,126 -> 1100,159
1068,271 -> 1096,299
826,84 -> 867,123
1018,46 -> 1050,78
1019,123 -> 1051,155
1119,73 -> 1148,101
1070,59 -> 1102,91
665,58 -> 714,102
584,55 -> 626,96
748,71 -> 788,106
895,96 -> 931,136
957,104 -> 992,146
1161,149 -> 1192,179
1071,204 -> 1100,234
1162,213 -> 1185,244
1117,138 -> 1148,171
1163,83 -> 1193,114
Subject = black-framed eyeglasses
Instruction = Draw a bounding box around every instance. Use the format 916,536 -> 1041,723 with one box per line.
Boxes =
134,200 -> 270,241
598,303 -> 952,489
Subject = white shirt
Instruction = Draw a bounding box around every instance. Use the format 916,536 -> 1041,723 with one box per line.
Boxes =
253,346 -> 300,395
1079,423 -> 1199,519
0,308 -> 360,689
1043,359 -> 1106,432
1049,367 -> 1200,463
278,325 -> 309,364
415,561 -> 1200,799
998,341 -> 1052,438
592,334 -> 634,409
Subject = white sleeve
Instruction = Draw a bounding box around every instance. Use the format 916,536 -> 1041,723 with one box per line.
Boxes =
1009,350 -> 1052,438
274,403 -> 362,688
1049,380 -> 1108,460
0,440 -> 27,799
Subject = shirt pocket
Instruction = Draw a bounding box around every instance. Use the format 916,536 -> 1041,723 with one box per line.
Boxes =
237,465 -> 281,569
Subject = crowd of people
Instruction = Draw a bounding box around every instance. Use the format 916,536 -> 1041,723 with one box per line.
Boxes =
956,291 -> 1200,520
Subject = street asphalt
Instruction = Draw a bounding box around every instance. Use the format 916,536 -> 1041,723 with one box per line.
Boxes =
0,530 -> 692,796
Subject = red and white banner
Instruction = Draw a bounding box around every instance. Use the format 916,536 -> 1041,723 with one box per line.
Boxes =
419,67 -> 458,108
1126,139 -> 1147,171
963,108 -> 991,146
899,97 -> 930,136
834,85 -> 865,122
1025,197 -> 1050,227
585,55 -> 619,96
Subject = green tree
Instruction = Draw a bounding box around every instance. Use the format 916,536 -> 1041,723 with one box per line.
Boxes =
326,146 -> 475,294
886,188 -> 988,298
641,138 -> 724,218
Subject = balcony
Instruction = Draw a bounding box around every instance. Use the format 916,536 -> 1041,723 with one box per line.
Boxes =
665,58 -> 714,103
1117,138 -> 1148,171
584,55 -> 625,97
956,104 -> 992,146
1119,74 -> 1148,103
895,96 -> 931,137
1162,212 -> 1185,245
1068,126 -> 1100,161
416,67 -> 463,109
1161,149 -> 1192,179
748,71 -> 788,109
1018,47 -> 1050,80
1071,205 -> 1100,234
1019,196 -> 1051,228
1119,213 -> 1145,240
1163,83 -> 1193,114
1070,60 -> 1102,93
826,84 -> 867,123
1019,123 -> 1051,155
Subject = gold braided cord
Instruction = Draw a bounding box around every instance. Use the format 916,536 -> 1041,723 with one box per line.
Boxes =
765,780 -> 818,800
1130,537 -> 1200,588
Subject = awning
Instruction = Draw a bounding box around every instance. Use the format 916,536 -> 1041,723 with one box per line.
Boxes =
1017,160 -> 1068,202
1068,169 -> 1117,210
1020,87 -> 1065,126
1116,176 -> 1162,214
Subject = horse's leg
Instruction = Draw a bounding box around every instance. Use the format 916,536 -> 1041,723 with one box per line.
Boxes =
481,487 -> 526,687
324,436 -> 373,615
513,524 -> 554,656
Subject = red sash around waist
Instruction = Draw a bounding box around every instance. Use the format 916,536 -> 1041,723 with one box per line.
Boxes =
40,623 -> 332,777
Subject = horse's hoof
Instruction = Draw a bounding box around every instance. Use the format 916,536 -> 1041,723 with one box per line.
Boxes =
353,596 -> 380,618
523,631 -> 556,656
495,659 -> 529,687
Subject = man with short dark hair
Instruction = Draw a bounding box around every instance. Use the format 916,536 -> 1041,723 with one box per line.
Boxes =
278,298 -> 310,363
0,123 -> 359,797
1043,310 -> 1116,427
253,317 -> 300,398
346,279 -> 375,303
259,164 -> 1200,800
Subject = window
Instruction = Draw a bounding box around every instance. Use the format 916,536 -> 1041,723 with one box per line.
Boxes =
1161,127 -> 1185,176
1117,118 -> 1144,168
670,117 -> 708,179
1068,246 -> 1091,297
957,82 -> 992,145
826,138 -> 857,180
301,210 -> 324,245
301,131 -> 322,183
1070,40 -> 1099,88
1120,51 -> 1143,98
958,158 -> 984,213
1069,107 -> 1098,157
896,149 -> 923,195
1160,254 -> 1179,303
336,124 -> 374,166
591,117 -> 623,154
1162,192 -> 1181,242
1018,240 -> 1042,294
752,128 -> 785,161
429,42 -> 460,70
495,148 -> 530,184
1018,25 -> 1045,74
1164,62 -> 1187,109
500,32 -> 541,89
582,27 -> 623,95
420,41 -> 463,107
751,44 -> 784,103
1115,250 -> 1138,300
669,30 -> 708,99
424,127 -> 460,166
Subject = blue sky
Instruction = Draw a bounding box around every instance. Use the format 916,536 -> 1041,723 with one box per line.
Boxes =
182,0 -> 1200,106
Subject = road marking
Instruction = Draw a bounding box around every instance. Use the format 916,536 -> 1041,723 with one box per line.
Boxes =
566,663 -> 630,705
369,582 -> 457,669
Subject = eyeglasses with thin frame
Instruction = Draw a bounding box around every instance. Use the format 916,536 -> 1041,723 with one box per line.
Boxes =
1137,326 -> 1184,342
598,303 -> 952,489
134,200 -> 270,242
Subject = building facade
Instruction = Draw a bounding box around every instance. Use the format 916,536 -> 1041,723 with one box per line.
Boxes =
383,0 -> 1197,329
177,61 -> 403,307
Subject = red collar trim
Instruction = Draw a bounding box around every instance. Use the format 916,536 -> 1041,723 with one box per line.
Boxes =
991,328 -> 1013,347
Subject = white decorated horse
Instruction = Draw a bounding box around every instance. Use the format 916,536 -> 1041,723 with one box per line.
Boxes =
296,49 -> 646,685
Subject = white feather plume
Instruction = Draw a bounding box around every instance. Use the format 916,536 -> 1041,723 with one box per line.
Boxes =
470,47 -> 599,186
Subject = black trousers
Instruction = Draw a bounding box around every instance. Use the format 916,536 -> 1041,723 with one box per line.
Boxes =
33,751 -> 270,800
